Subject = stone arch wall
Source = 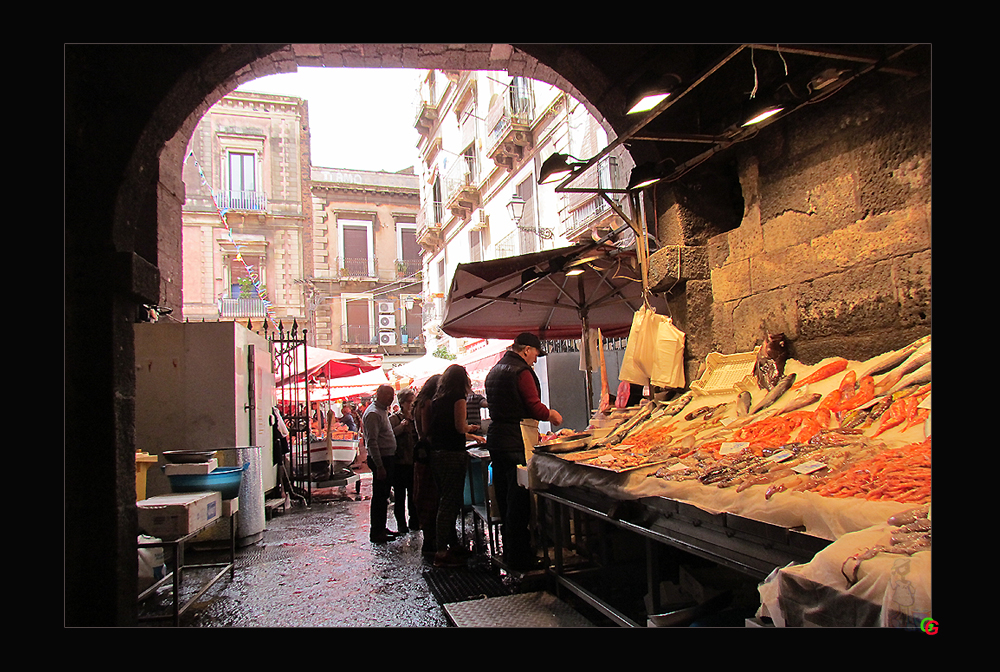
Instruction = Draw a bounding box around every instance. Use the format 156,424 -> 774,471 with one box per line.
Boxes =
65,43 -> 625,626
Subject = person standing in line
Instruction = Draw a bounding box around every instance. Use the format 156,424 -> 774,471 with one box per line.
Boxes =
389,388 -> 418,533
412,375 -> 441,557
363,384 -> 400,543
484,333 -> 562,572
465,390 -> 488,435
429,364 -> 486,568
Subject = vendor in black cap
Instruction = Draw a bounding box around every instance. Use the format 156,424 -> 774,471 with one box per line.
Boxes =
484,332 -> 563,572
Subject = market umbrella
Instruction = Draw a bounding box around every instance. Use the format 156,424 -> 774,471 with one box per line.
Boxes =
441,243 -> 668,405
300,367 -> 391,401
441,243 -> 666,340
275,344 -> 383,385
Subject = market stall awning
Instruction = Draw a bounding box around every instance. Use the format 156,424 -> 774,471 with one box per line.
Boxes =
441,243 -> 666,340
288,367 -> 391,401
275,345 -> 383,385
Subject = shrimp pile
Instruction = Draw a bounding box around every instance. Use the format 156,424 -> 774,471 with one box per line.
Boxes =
806,438 -> 931,504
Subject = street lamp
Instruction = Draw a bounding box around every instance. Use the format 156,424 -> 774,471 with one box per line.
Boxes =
507,193 -> 552,239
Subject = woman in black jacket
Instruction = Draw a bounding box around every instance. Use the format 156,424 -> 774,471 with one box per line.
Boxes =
428,364 -> 485,568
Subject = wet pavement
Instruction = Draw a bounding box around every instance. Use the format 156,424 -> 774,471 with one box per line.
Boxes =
138,473 -> 557,628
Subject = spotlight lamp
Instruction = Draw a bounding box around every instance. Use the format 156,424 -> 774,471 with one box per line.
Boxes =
742,102 -> 784,127
625,73 -> 681,115
538,153 -> 587,185
626,162 -> 664,191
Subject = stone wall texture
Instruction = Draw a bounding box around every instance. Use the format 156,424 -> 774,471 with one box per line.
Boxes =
704,75 -> 931,365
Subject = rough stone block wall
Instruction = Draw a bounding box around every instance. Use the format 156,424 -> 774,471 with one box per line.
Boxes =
707,76 -> 931,365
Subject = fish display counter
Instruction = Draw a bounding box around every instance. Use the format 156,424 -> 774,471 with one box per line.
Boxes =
529,335 -> 932,626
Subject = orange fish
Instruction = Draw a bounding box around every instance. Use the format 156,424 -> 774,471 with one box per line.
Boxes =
791,359 -> 849,390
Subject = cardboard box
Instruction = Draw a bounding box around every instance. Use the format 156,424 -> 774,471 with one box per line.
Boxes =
163,458 -> 218,475
137,491 -> 221,537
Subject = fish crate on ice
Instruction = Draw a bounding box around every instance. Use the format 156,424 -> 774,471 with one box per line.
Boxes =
690,351 -> 758,396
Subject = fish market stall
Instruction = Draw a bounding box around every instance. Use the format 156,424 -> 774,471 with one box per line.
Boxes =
529,334 -> 931,627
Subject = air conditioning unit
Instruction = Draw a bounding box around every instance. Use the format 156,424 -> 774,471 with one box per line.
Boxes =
378,301 -> 394,314
378,314 -> 396,329
379,331 -> 397,346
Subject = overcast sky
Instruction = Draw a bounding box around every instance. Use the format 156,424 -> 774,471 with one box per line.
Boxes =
237,67 -> 424,174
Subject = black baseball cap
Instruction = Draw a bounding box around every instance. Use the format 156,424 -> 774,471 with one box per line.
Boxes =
514,332 -> 546,356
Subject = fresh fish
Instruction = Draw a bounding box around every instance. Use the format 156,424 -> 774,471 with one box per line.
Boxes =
685,405 -> 715,422
773,391 -> 822,415
836,375 -> 875,414
661,391 -> 693,417
736,391 -> 752,417
790,358 -> 848,390
859,346 -> 918,379
886,362 -> 931,396
754,332 -> 789,390
703,402 -> 730,421
840,406 -> 872,430
749,373 -> 796,415
874,350 -> 931,395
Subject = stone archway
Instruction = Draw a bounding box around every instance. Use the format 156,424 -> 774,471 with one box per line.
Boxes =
65,43 -> 625,626
153,44 -> 615,318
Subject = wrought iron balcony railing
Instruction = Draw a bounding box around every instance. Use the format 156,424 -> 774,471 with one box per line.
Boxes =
214,189 -> 268,212
219,296 -> 268,318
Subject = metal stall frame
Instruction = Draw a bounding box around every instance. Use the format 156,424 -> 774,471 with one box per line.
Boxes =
535,485 -> 831,627
269,320 -> 313,506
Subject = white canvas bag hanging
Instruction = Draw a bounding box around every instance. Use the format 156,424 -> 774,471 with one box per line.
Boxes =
618,305 -> 655,386
650,315 -> 686,389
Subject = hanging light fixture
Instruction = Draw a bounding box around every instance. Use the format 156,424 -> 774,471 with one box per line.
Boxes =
626,162 -> 665,191
624,73 -> 681,115
538,152 -> 587,185
742,100 -> 784,126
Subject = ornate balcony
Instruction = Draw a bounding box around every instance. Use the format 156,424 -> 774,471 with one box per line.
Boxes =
214,189 -> 267,212
443,159 -> 480,221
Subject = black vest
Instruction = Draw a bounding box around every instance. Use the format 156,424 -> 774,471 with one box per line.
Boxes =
485,350 -> 540,426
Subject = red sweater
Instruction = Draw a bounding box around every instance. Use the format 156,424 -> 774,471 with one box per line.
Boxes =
517,369 -> 550,422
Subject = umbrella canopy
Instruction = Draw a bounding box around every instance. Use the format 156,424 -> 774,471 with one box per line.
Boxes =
441,243 -> 665,340
285,367 -> 391,402
275,344 -> 383,385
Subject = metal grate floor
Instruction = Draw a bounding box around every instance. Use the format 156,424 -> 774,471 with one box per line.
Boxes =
443,591 -> 594,628
422,564 -> 511,605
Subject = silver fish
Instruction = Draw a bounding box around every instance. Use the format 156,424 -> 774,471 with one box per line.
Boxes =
886,362 -> 931,396
749,373 -> 796,415
874,350 -> 931,395
773,391 -> 822,415
860,346 -> 918,379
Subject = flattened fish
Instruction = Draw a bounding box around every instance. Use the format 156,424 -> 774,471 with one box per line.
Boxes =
749,373 -> 796,415
754,332 -> 789,390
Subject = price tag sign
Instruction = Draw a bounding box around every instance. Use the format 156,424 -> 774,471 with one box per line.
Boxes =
720,441 -> 749,455
768,449 -> 793,463
793,460 -> 826,474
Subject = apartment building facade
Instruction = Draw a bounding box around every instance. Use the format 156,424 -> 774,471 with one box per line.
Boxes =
181,90 -> 425,364
307,166 -> 424,363
412,69 -> 634,356
181,91 -> 311,331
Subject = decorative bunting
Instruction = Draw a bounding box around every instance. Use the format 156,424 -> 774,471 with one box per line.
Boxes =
186,150 -> 279,331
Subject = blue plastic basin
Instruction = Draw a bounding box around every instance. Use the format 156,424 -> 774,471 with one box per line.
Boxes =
167,462 -> 247,500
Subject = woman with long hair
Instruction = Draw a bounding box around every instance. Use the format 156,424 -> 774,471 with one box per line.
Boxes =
412,374 -> 441,557
428,364 -> 486,568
